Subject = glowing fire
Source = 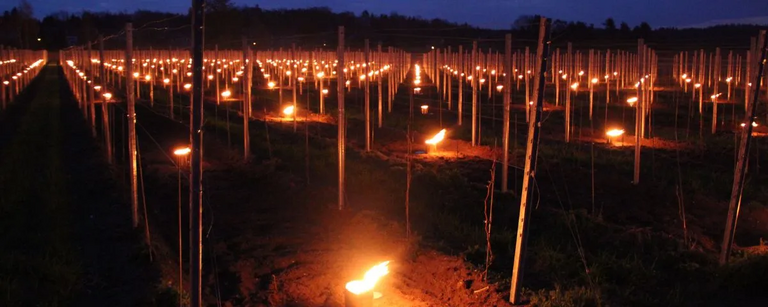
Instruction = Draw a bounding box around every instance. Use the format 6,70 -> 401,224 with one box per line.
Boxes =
606,129 -> 625,137
741,122 -> 758,128
283,106 -> 295,116
173,147 -> 191,156
345,261 -> 390,295
425,129 -> 447,145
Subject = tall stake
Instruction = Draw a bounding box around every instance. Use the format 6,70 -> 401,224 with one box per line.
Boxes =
510,17 -> 549,304
337,26 -> 346,211
189,1 -> 205,306
99,35 -> 112,165
125,23 -> 139,228
634,39 -> 644,185
365,39 -> 371,152
502,34 -> 512,193
472,41 -> 478,146
721,30 -> 767,264
458,45 -> 463,125
87,40 -> 96,137
242,38 -> 251,161
378,43 -> 383,128
292,44 -> 297,132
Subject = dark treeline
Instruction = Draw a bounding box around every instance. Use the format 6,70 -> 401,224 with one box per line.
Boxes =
0,0 -> 764,52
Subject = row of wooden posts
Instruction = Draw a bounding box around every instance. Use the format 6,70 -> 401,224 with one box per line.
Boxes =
0,48 -> 47,109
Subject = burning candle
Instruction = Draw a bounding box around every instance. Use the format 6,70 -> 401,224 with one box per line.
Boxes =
606,128 -> 625,145
283,105 -> 295,116
345,261 -> 390,307
420,105 -> 428,114
606,129 -> 625,137
425,129 -> 447,152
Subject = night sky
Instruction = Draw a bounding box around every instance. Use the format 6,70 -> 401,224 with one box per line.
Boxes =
6,0 -> 768,29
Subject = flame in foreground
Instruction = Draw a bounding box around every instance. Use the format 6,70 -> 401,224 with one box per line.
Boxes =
345,261 -> 390,295
606,129 -> 625,137
283,106 -> 295,116
425,129 -> 447,145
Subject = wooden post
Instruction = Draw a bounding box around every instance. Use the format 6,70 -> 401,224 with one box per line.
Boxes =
292,44 -> 297,132
87,41 -> 96,137
588,49 -> 594,121
712,48 -> 720,134
721,30 -> 767,264
1,47 -> 5,109
472,41 -> 478,146
242,38 -> 251,162
634,39 -> 644,185
125,23 -> 139,228
502,34 -> 512,193
510,16 -> 549,305
337,26 -> 346,211
525,46 -> 530,122
447,46 -> 452,111
378,43 -> 383,128
189,1 -> 205,306
99,35 -> 112,164
458,45 -> 463,125
365,39 -> 371,152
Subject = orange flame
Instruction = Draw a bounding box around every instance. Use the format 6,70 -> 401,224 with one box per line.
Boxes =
606,129 -> 625,137
345,261 -> 390,295
425,129 -> 446,145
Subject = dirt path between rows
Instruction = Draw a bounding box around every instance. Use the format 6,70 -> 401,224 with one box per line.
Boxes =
0,64 -> 160,306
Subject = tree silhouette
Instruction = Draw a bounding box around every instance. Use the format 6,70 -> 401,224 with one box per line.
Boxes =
634,21 -> 652,39
619,22 -> 631,37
